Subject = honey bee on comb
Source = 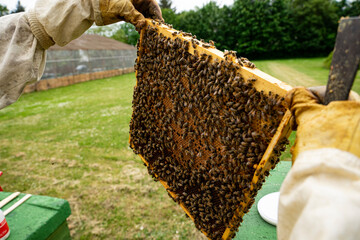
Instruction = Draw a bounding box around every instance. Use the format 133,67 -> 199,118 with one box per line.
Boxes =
130,19 -> 292,240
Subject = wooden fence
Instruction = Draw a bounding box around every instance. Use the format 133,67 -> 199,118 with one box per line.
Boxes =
23,67 -> 134,93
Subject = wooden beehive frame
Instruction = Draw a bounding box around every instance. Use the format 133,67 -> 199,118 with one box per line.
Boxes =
131,19 -> 293,240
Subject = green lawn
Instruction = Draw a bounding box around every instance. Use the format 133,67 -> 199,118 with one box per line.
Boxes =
0,73 -> 204,240
254,58 -> 360,93
0,58 -> 358,239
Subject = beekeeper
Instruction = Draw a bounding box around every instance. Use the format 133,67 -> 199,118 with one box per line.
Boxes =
1,1 -> 360,239
0,0 -> 163,109
279,87 -> 360,240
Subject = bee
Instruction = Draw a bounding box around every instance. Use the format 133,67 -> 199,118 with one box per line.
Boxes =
132,24 -> 285,238
203,43 -> 212,48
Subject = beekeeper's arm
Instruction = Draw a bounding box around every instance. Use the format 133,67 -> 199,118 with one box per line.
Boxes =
0,0 -> 162,110
278,87 -> 360,240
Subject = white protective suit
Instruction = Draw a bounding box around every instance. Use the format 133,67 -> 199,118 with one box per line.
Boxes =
0,2 -> 360,239
278,87 -> 360,240
0,0 -> 102,109
0,0 -> 163,109
278,149 -> 360,240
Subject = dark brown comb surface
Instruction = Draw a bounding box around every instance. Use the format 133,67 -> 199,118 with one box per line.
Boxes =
130,20 -> 292,240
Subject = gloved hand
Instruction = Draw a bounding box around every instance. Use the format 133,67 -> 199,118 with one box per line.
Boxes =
0,0 -> 163,110
285,87 -> 360,163
27,0 -> 163,49
99,0 -> 163,29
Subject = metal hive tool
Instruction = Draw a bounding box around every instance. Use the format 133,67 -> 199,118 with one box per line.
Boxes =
130,19 -> 293,240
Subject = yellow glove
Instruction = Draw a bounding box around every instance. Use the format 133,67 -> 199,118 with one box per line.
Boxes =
285,87 -> 360,162
99,0 -> 163,29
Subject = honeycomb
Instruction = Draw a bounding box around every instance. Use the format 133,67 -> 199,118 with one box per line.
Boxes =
130,20 -> 293,240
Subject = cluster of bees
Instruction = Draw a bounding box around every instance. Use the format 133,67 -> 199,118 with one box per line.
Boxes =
130,22 -> 288,239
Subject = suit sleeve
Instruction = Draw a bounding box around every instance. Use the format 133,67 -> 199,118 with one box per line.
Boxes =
0,13 -> 45,109
278,148 -> 360,240
0,0 -> 102,109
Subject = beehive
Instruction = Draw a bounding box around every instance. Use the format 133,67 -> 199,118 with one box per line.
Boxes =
130,19 -> 293,240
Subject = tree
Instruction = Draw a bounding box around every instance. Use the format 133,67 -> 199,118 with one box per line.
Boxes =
0,4 -> 9,16
86,22 -> 139,46
159,0 -> 175,11
335,0 -> 360,17
175,2 -> 227,49
266,0 -> 295,57
230,0 -> 274,58
111,23 -> 139,46
347,0 -> 360,16
334,0 -> 349,17
290,0 -> 338,56
11,0 -> 25,13
161,8 -> 179,25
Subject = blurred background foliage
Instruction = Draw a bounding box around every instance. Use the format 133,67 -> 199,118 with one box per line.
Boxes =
1,0 -> 359,59
83,0 -> 359,64
86,23 -> 140,46
161,0 -> 359,59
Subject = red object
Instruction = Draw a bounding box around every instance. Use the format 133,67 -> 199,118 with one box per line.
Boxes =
0,172 -> 3,191
0,217 -> 9,238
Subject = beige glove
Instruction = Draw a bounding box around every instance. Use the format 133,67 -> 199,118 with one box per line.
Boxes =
286,87 -> 360,162
99,0 -> 163,28
27,0 -> 163,49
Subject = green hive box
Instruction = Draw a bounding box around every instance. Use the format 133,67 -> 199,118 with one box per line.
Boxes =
0,192 -> 71,240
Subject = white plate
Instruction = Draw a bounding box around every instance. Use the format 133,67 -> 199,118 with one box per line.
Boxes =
257,192 -> 280,226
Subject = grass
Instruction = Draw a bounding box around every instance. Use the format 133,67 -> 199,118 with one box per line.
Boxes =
0,58 -> 359,239
0,73 -> 204,239
253,58 -> 360,93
